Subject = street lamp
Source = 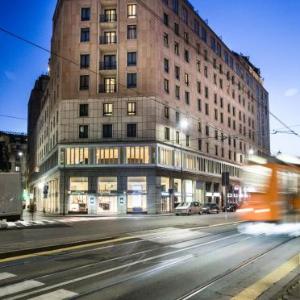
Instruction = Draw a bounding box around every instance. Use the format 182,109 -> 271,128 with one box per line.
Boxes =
18,151 -> 23,157
179,119 -> 189,204
248,148 -> 254,156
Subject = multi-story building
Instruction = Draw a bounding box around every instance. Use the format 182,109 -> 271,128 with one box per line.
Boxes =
0,131 -> 28,189
28,0 -> 270,215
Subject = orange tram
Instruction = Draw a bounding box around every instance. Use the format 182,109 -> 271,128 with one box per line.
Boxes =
238,154 -> 300,222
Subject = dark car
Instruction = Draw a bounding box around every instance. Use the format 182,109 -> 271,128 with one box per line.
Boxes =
201,203 -> 220,214
223,203 -> 238,212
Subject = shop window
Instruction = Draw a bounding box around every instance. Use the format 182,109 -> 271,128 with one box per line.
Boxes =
96,148 -> 119,164
126,146 -> 150,164
66,148 -> 89,165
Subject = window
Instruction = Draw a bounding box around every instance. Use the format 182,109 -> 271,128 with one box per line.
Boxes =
215,130 -> 218,140
103,78 -> 116,93
126,148 -> 150,164
127,102 -> 136,115
198,139 -> 202,151
213,74 -> 217,85
205,86 -> 209,98
66,148 -> 89,165
96,149 -> 119,165
184,73 -> 189,86
81,8 -> 90,21
79,125 -> 88,138
102,54 -> 116,69
174,42 -> 179,55
103,9 -> 117,22
184,49 -> 189,62
220,112 -> 224,123
163,13 -> 169,26
204,66 -> 208,78
164,58 -> 169,73
163,33 -> 169,47
174,22 -> 179,35
164,106 -> 169,119
205,125 -> 209,136
80,28 -> 90,42
214,108 -> 218,121
128,4 -> 137,18
176,111 -> 180,124
204,49 -> 208,61
198,122 -> 202,133
103,124 -> 113,138
175,85 -> 180,99
79,104 -> 88,117
103,103 -> 113,116
175,66 -> 180,80
185,91 -> 190,105
205,103 -> 209,115
80,54 -> 90,69
186,135 -> 190,147
127,123 -> 137,137
184,32 -> 189,43
196,60 -> 201,72
164,79 -> 169,93
127,25 -> 137,39
164,127 -> 170,140
127,73 -> 137,88
197,81 -> 201,94
176,131 -> 180,144
173,0 -> 179,14
197,99 -> 202,111
127,52 -> 137,66
102,31 -> 116,44
182,6 -> 188,24
80,75 -> 89,90
214,93 -> 217,104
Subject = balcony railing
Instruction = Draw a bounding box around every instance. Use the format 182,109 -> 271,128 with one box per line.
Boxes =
99,62 -> 117,70
100,14 -> 117,23
99,84 -> 117,93
99,36 -> 117,44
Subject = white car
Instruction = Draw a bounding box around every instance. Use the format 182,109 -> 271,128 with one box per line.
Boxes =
175,202 -> 202,215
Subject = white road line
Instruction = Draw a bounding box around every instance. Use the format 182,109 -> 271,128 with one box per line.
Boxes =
0,273 -> 16,281
30,289 -> 78,300
8,233 -> 242,300
0,280 -> 44,298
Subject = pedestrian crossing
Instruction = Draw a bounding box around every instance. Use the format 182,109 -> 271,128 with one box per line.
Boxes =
0,272 -> 77,300
0,220 -> 60,230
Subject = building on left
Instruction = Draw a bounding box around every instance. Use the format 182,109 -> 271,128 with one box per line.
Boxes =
0,131 -> 28,191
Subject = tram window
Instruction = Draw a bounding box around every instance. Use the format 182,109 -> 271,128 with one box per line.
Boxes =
242,165 -> 272,193
277,171 -> 298,194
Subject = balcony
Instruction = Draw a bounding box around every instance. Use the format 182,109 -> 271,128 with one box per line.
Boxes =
99,36 -> 117,45
99,62 -> 117,70
99,84 -> 117,94
100,14 -> 117,23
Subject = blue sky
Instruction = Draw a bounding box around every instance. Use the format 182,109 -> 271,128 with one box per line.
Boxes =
0,0 -> 299,155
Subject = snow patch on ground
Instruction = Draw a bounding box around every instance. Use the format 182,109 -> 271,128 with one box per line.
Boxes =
238,222 -> 300,237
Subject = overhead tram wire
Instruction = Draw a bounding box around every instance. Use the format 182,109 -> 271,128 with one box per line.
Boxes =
0,19 -> 298,144
0,114 -> 27,120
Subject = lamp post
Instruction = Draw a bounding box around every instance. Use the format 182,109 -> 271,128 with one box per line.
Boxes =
179,119 -> 189,204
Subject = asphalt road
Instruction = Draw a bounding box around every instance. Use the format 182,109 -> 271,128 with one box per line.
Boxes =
0,219 -> 299,300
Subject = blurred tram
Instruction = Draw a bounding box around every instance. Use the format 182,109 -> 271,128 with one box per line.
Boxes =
238,154 -> 300,222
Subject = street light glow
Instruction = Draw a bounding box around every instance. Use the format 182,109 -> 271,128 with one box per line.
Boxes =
248,149 -> 254,155
180,119 -> 188,130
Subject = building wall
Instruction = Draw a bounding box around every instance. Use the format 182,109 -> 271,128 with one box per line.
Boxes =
28,0 -> 270,214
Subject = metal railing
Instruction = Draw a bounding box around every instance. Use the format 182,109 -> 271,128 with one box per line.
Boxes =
99,84 -> 117,93
100,14 -> 117,23
99,62 -> 117,70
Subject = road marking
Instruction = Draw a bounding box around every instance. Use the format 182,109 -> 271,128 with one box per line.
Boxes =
30,289 -> 78,300
7,233 -> 242,300
0,280 -> 44,298
0,236 -> 136,264
0,272 -> 16,281
232,253 -> 300,300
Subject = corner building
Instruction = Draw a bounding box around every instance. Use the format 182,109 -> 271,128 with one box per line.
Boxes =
28,0 -> 270,215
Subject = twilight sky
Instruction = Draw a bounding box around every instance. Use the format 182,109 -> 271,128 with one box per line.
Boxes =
0,0 -> 299,156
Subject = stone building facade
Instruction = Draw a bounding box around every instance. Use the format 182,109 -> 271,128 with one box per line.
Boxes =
28,0 -> 270,215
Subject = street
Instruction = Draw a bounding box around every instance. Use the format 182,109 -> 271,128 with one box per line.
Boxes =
0,215 -> 299,299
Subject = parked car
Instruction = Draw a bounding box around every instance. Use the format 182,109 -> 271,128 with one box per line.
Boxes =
223,203 -> 238,212
175,201 -> 202,215
201,203 -> 220,214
